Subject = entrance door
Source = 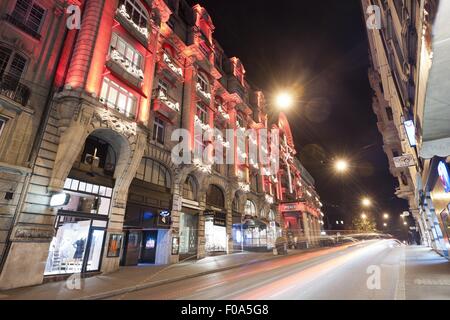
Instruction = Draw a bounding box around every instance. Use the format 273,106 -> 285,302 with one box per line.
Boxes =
140,230 -> 158,263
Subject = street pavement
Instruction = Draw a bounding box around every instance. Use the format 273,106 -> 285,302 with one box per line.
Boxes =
106,240 -> 450,300
1,240 -> 449,300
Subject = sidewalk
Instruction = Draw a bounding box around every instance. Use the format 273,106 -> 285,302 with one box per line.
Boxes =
404,246 -> 450,300
0,248 -> 311,300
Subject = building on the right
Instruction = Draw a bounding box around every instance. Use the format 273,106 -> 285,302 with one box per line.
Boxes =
362,0 -> 450,256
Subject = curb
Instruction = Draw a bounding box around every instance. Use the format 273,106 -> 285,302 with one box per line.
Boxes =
78,251 -> 307,300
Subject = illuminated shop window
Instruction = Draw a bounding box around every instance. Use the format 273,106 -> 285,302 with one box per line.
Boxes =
100,77 -> 137,118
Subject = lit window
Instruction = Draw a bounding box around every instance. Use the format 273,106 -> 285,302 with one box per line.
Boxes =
152,117 -> 165,144
157,79 -> 169,96
245,200 -> 256,216
100,78 -> 137,118
0,117 -> 7,138
110,33 -> 143,70
12,0 -> 45,35
197,73 -> 208,93
119,0 -> 148,29
196,103 -> 208,124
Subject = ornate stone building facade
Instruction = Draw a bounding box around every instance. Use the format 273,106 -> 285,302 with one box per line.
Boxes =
363,0 -> 450,255
0,0 -> 324,289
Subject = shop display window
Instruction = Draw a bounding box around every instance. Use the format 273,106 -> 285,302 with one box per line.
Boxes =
179,212 -> 198,255
205,216 -> 227,252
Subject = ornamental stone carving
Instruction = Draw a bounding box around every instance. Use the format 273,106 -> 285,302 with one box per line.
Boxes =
93,108 -> 137,138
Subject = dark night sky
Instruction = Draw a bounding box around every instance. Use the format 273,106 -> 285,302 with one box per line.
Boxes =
187,0 -> 410,235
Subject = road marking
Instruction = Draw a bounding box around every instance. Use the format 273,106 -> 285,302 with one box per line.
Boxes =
195,281 -> 226,292
268,285 -> 297,298
394,246 -> 406,300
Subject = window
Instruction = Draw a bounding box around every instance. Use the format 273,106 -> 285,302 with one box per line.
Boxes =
11,0 -> 45,35
386,107 -> 394,121
268,209 -> 276,221
196,103 -> 208,124
157,79 -> 169,96
237,113 -> 245,128
245,200 -> 256,216
119,0 -> 148,29
183,175 -> 197,200
206,185 -> 225,208
152,117 -> 165,144
135,158 -> 171,188
0,117 -> 7,138
0,46 -> 27,79
197,73 -> 208,92
110,33 -> 143,70
100,78 -> 137,118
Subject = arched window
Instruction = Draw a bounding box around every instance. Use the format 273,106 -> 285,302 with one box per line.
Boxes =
135,158 -> 171,188
206,185 -> 224,208
244,200 -> 256,216
268,209 -> 276,221
183,175 -> 197,201
119,0 -> 148,29
232,196 -> 239,212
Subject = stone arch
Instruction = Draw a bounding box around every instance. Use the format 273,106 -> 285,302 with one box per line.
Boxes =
203,175 -> 231,210
142,145 -> 178,189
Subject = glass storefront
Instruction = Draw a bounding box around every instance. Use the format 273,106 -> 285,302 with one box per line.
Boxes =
205,214 -> 227,253
44,178 -> 111,276
179,211 -> 198,257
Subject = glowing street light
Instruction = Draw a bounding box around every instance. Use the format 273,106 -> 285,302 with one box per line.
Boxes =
334,159 -> 349,173
361,213 -> 367,220
361,197 -> 372,207
275,92 -> 294,110
383,213 -> 389,220
383,222 -> 387,227
403,221 -> 408,226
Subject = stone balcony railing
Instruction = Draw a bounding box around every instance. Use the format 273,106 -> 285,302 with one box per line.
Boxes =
162,52 -> 183,78
106,47 -> 144,88
196,83 -> 211,102
0,73 -> 31,107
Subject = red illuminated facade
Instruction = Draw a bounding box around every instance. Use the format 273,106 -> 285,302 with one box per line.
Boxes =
0,0 -> 324,290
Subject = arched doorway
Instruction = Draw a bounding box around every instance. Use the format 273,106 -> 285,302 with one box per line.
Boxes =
204,185 -> 227,254
44,130 -> 127,276
122,157 -> 172,265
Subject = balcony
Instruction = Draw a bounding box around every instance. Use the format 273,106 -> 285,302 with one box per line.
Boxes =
0,73 -> 31,106
161,52 -> 183,80
115,5 -> 149,47
196,83 -> 211,102
4,14 -> 41,40
152,89 -> 180,121
106,48 -> 144,88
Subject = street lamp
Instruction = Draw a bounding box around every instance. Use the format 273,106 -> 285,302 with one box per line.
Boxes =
383,222 -> 387,227
275,92 -> 294,110
334,159 -> 349,173
383,213 -> 389,220
361,213 -> 367,220
403,221 -> 408,226
361,197 -> 372,207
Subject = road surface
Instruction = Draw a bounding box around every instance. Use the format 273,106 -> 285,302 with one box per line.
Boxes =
108,239 -> 409,300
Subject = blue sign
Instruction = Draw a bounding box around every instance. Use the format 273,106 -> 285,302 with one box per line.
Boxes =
438,161 -> 450,193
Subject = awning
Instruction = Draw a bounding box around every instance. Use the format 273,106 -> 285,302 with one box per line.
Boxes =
420,1 -> 450,159
242,218 -> 268,230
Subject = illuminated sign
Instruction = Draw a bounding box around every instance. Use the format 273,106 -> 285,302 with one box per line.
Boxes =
438,161 -> 450,193
49,193 -> 70,207
403,120 -> 417,147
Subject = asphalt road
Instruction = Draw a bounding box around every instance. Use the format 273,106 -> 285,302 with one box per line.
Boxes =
108,239 -> 406,300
